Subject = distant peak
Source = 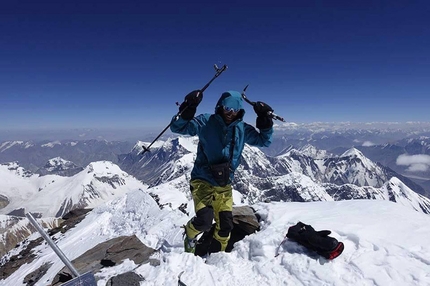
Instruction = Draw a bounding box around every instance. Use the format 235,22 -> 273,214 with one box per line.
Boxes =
48,157 -> 70,165
85,161 -> 123,176
132,140 -> 165,153
299,144 -> 317,152
41,141 -> 61,148
340,147 -> 364,158
297,144 -> 328,159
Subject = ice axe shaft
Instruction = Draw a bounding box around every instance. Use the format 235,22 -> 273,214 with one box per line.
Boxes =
175,64 -> 227,119
140,64 -> 228,155
241,84 -> 285,122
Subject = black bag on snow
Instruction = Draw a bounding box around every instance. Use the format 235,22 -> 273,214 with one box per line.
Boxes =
195,206 -> 260,257
286,221 -> 344,260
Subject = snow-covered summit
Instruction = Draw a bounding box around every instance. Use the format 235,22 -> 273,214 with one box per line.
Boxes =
0,162 -> 34,178
340,147 -> 365,158
325,147 -> 384,187
36,157 -> 83,177
0,141 -> 29,152
298,144 -> 329,159
382,177 -> 430,213
85,161 -> 125,176
132,140 -> 165,154
45,157 -> 71,169
2,189 -> 430,286
41,141 -> 61,148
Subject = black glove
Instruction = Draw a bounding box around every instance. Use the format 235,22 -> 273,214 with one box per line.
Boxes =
253,101 -> 273,116
256,116 -> 273,129
179,90 -> 203,120
287,222 -> 340,258
254,101 -> 274,129
302,228 -> 338,253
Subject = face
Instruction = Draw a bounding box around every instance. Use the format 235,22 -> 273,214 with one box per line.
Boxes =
221,106 -> 239,124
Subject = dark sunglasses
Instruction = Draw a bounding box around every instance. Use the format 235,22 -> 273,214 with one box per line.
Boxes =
223,106 -> 240,113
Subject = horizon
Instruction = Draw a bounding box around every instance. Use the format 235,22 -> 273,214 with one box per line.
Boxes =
1,1 -> 430,130
1,121 -> 430,141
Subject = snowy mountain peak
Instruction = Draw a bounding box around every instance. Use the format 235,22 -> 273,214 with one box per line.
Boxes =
132,140 -> 165,154
340,147 -> 365,158
85,161 -> 126,176
0,141 -> 27,152
383,177 -> 430,214
1,161 -> 147,218
298,144 -> 329,159
45,157 -> 75,170
0,162 -> 33,178
37,157 -> 83,177
41,141 -> 61,148
131,137 -> 197,156
160,136 -> 197,154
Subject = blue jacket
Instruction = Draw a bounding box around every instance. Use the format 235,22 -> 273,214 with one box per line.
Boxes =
170,90 -> 273,186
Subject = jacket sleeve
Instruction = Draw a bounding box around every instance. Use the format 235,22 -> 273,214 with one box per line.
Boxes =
243,123 -> 273,147
169,114 -> 208,136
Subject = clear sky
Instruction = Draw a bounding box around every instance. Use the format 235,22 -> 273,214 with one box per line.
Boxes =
1,1 -> 429,132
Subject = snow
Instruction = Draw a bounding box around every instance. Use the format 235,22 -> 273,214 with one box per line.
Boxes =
134,140 -> 165,153
340,147 -> 365,158
381,177 -> 430,213
2,188 -> 430,286
0,141 -> 24,152
298,144 -> 329,159
41,141 -> 61,148
0,161 -> 148,217
275,172 -> 334,202
177,136 -> 198,153
47,157 -> 68,164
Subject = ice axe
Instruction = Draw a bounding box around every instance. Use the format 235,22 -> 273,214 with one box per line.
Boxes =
140,64 -> 228,155
241,84 -> 285,122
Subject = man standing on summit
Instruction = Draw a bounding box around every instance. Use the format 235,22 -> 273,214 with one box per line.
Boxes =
170,89 -> 274,255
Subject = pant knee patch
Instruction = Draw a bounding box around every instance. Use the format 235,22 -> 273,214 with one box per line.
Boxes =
192,207 -> 214,232
218,211 -> 233,238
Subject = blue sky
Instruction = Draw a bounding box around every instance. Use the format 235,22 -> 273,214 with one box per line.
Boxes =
1,1 -> 429,132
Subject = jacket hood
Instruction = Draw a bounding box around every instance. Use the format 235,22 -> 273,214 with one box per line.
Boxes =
215,91 -> 244,112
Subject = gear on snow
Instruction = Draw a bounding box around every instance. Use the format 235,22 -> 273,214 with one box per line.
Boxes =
283,221 -> 344,260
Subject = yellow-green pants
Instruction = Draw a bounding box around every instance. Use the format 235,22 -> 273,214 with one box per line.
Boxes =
185,179 -> 233,252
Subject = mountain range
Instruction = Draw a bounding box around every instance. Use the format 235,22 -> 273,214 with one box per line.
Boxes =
126,137 -> 430,212
2,122 -> 429,194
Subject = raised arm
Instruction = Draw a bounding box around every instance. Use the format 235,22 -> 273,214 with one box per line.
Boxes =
244,123 -> 273,147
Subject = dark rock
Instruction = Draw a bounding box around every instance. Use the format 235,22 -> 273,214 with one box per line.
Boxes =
49,208 -> 93,235
0,237 -> 44,280
23,262 -> 52,286
51,235 -> 155,285
0,194 -> 9,209
106,272 -> 144,286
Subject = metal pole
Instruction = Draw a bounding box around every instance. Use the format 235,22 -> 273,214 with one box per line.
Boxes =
26,212 -> 80,278
140,64 -> 228,155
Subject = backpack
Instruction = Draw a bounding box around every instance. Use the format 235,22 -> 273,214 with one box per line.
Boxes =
286,221 -> 344,260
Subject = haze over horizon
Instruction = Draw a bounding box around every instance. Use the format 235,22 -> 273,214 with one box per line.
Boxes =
1,1 -> 429,132
1,121 -> 430,142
